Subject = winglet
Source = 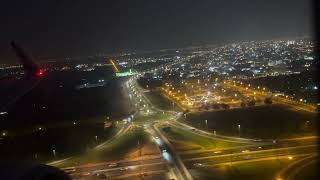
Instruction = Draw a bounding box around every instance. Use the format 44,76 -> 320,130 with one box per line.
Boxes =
11,41 -> 42,77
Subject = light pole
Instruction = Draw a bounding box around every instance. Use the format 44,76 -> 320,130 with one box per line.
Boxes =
52,149 -> 56,157
95,135 -> 98,142
138,140 -> 143,177
205,120 -> 208,130
238,124 -> 241,137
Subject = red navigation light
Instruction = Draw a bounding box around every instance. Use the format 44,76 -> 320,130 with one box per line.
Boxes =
36,69 -> 44,77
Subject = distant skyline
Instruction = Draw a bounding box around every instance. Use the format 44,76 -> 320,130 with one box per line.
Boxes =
0,0 -> 314,63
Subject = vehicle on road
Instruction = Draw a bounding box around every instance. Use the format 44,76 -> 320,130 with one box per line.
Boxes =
94,173 -> 110,179
162,149 -> 167,153
194,163 -> 204,167
120,167 -> 129,171
108,163 -> 118,168
61,167 -> 76,174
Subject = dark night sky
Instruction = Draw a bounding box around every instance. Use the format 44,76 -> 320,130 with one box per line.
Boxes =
0,0 -> 314,63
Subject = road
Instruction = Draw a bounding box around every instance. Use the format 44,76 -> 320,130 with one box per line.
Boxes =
223,81 -> 317,113
168,118 -> 265,144
147,123 -> 193,180
59,73 -> 318,180
64,156 -> 168,180
47,121 -> 132,167
274,154 -> 318,180
49,77 -> 137,167
183,145 -> 317,166
130,75 -> 318,179
58,77 -> 171,180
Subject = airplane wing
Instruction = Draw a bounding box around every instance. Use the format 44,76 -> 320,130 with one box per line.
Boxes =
11,41 -> 43,77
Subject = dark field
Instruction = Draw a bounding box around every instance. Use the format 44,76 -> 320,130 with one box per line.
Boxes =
145,90 -> 182,111
245,70 -> 317,103
0,68 -> 132,163
293,160 -> 318,180
190,158 -> 297,180
180,105 -> 317,139
1,68 -> 132,129
0,123 -> 115,163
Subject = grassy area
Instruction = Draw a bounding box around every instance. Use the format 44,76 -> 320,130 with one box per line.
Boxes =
181,105 -> 317,139
145,90 -> 182,111
293,160 -> 318,180
2,115 -> 111,137
133,112 -> 172,124
162,126 -> 246,151
57,127 -> 149,167
190,157 -> 300,180
1,123 -> 118,164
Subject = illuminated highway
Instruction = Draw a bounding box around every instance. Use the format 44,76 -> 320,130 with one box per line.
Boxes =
58,72 -> 317,180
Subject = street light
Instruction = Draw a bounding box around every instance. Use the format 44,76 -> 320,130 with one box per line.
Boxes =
52,149 -> 56,157
238,124 -> 241,137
